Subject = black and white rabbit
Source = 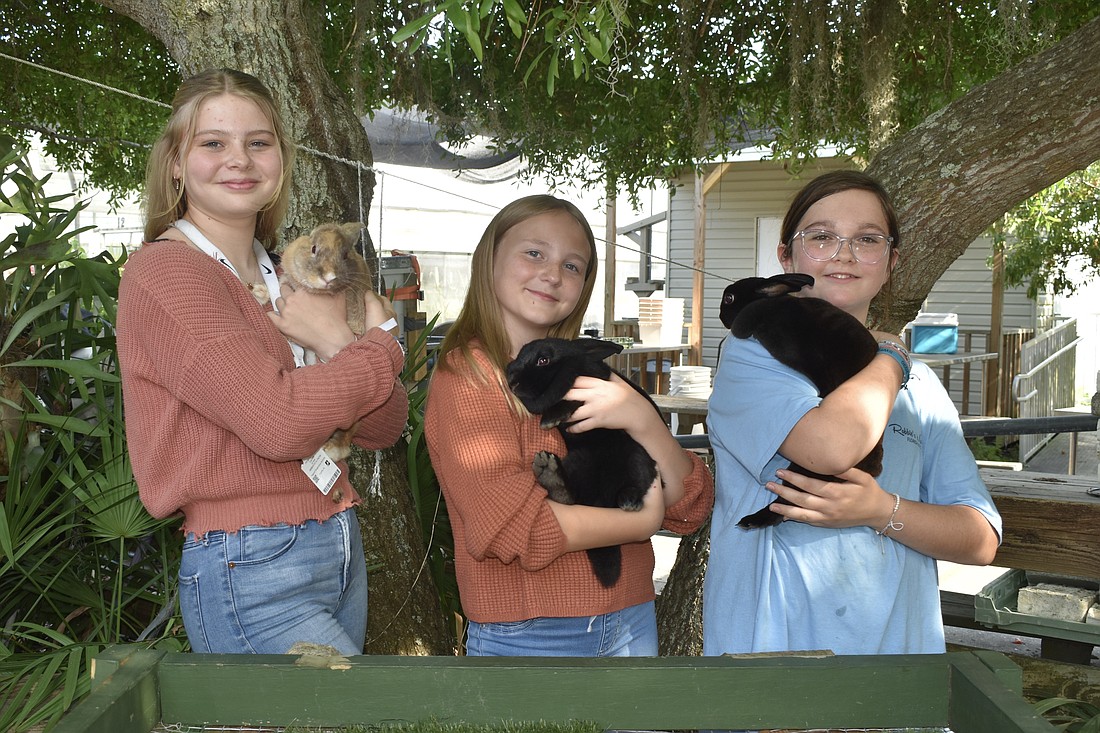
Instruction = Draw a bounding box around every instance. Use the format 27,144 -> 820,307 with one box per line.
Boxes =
506,337 -> 659,587
719,273 -> 882,529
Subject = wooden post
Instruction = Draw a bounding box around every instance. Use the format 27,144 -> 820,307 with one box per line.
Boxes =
987,246 -> 1006,416
603,191 -> 617,338
690,170 -> 705,365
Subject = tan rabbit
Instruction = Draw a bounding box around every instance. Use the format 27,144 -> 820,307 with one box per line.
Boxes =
279,222 -> 374,487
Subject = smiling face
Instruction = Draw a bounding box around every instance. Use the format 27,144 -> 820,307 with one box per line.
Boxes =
174,93 -> 283,228
778,187 -> 898,323
492,209 -> 592,355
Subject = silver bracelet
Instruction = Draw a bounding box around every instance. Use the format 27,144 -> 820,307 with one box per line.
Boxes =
875,493 -> 905,536
875,492 -> 904,553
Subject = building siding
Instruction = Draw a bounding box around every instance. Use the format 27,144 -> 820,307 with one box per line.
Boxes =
665,158 -> 1037,414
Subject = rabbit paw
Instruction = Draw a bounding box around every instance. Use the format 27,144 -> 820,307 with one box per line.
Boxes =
533,451 -> 573,504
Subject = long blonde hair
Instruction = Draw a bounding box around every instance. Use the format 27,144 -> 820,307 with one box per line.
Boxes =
142,68 -> 296,250
437,195 -> 599,383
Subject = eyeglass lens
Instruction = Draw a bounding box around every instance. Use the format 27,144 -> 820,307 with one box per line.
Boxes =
798,231 -> 889,264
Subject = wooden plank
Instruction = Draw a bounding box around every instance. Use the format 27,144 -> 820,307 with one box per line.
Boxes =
980,469 -> 1100,576
51,648 -> 164,733
949,653 -> 1058,733
156,653 -> 954,730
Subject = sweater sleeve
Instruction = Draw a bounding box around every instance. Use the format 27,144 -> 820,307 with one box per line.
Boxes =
119,242 -> 405,462
661,451 -> 714,535
425,351 -> 568,570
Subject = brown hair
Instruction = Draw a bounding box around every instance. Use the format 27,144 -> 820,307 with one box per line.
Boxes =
142,68 -> 295,249
437,195 -> 599,383
779,169 -> 900,258
779,169 -> 901,320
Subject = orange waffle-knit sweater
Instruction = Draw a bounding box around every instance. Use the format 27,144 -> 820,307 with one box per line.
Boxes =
425,344 -> 713,623
118,239 -> 408,536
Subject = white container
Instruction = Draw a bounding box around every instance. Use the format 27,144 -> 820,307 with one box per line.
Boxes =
637,297 -> 684,344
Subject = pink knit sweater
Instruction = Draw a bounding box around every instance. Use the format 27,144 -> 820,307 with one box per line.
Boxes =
118,239 -> 408,536
425,344 -> 714,623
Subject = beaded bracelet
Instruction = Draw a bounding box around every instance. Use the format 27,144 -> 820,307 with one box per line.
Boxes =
876,492 -> 905,536
876,340 -> 911,388
875,492 -> 905,554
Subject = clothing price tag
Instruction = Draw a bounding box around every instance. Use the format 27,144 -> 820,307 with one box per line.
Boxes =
302,447 -> 341,496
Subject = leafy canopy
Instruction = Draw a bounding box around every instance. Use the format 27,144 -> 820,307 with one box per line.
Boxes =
0,1 -> 1098,291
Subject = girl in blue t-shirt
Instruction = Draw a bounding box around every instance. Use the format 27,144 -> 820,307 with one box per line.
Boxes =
703,170 -> 1002,656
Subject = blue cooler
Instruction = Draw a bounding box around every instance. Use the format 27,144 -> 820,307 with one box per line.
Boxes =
910,313 -> 959,354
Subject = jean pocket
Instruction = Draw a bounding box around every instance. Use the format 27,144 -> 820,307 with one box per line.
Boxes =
481,618 -> 539,635
176,571 -> 209,652
230,523 -> 299,567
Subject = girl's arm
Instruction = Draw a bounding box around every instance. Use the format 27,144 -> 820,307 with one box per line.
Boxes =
546,479 -> 666,552
779,350 -> 905,475
561,374 -> 703,510
766,467 -> 1000,564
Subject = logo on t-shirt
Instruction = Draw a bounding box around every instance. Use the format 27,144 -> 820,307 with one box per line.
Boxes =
888,422 -> 921,446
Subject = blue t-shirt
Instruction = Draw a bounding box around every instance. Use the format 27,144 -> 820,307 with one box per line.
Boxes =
702,336 -> 1002,656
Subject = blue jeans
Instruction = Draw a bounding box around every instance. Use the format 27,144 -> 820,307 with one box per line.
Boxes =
465,601 -> 658,656
178,507 -> 368,655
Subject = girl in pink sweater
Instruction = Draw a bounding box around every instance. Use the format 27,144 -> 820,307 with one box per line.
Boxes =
425,195 -> 713,656
118,69 -> 407,655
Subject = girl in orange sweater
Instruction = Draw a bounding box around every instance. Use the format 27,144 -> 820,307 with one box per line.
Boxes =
118,69 -> 406,656
425,195 -> 713,656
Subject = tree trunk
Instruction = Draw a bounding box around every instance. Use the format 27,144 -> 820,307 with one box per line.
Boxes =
96,0 -> 448,655
655,521 -> 710,657
350,447 -> 454,655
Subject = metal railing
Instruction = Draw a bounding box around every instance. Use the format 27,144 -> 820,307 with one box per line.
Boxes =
1013,318 -> 1080,461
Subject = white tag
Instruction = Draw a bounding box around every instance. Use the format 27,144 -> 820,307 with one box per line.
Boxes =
301,447 -> 342,496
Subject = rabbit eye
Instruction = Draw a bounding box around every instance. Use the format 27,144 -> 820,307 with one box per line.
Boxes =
537,357 -> 550,366
310,244 -> 318,255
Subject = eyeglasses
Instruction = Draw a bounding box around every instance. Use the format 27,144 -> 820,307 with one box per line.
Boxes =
792,229 -> 894,264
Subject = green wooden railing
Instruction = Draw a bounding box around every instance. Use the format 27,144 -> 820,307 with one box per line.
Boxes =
54,645 -> 1056,732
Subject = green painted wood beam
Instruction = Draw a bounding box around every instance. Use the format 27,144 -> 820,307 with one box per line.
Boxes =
51,647 -> 165,733
950,653 -> 1057,733
157,653 -> 953,730
51,647 -> 1060,733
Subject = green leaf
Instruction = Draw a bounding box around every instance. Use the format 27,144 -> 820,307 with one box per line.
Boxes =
502,0 -> 527,33
547,48 -> 560,96
392,12 -> 439,45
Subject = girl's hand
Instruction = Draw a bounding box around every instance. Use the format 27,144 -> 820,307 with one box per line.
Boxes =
764,467 -> 894,530
268,287 -> 354,359
562,374 -> 661,436
364,292 -> 399,336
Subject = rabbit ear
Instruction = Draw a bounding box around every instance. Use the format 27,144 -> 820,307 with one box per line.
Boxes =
576,338 -> 624,360
760,273 -> 814,297
338,222 -> 364,240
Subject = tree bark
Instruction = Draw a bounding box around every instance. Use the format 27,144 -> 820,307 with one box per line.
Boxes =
655,521 -> 710,657
350,447 -> 454,655
95,0 -> 451,655
868,14 -> 1100,331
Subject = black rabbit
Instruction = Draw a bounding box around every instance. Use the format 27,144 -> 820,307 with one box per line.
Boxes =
506,337 -> 659,587
719,273 -> 882,529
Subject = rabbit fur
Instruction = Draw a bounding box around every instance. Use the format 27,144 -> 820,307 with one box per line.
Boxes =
278,222 -> 372,501
719,273 -> 882,529
506,337 -> 659,587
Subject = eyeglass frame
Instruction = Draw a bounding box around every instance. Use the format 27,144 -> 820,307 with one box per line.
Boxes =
790,229 -> 896,265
